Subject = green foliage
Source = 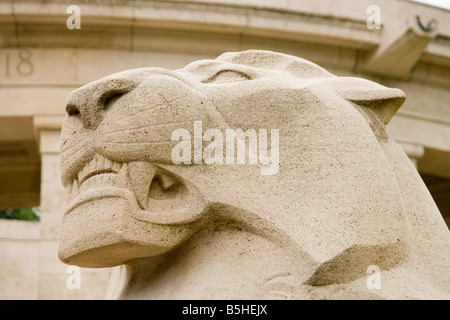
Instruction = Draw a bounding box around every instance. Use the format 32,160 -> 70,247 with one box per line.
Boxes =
0,207 -> 40,222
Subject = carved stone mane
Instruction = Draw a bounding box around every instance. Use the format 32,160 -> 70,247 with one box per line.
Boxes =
58,50 -> 450,299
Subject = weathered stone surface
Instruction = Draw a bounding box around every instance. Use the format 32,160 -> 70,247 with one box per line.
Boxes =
58,50 -> 450,299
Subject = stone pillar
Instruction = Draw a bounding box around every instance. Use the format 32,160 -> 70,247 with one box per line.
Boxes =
34,116 -> 111,299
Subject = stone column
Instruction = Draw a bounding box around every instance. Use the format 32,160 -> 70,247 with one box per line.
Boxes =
34,116 -> 111,299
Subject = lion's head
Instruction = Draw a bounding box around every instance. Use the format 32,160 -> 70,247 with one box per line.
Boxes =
58,51 -> 448,298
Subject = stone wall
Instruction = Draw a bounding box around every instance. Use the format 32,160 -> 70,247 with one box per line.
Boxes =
0,220 -> 39,299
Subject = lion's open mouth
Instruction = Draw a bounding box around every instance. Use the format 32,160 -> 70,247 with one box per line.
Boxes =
78,155 -> 122,185
78,154 -> 122,190
66,154 -> 130,210
66,154 -> 165,215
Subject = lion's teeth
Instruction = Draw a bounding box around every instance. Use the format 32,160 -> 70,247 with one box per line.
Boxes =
72,178 -> 80,199
90,155 -> 98,173
104,157 -> 113,170
78,166 -> 86,184
112,161 -> 121,173
71,157 -> 159,210
65,183 -> 73,206
127,162 -> 156,210
114,163 -> 129,189
77,155 -> 122,186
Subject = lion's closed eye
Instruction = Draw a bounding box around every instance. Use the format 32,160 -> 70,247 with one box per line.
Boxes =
202,69 -> 252,84
98,90 -> 129,110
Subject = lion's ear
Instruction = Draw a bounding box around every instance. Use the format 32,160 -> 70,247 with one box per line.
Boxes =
326,77 -> 406,125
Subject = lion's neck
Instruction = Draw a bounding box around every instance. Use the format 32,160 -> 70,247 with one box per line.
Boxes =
105,223 -> 313,300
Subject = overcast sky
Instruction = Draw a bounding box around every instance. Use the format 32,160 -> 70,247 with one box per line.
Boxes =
410,0 -> 450,10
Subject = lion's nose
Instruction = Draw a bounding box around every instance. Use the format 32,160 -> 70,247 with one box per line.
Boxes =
65,77 -> 138,130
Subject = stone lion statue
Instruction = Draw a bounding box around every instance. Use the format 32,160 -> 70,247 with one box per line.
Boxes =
58,50 -> 450,299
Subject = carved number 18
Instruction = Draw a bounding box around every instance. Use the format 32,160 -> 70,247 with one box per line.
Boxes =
4,49 -> 34,77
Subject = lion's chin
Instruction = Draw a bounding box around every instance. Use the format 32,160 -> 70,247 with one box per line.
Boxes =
58,189 -> 203,268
